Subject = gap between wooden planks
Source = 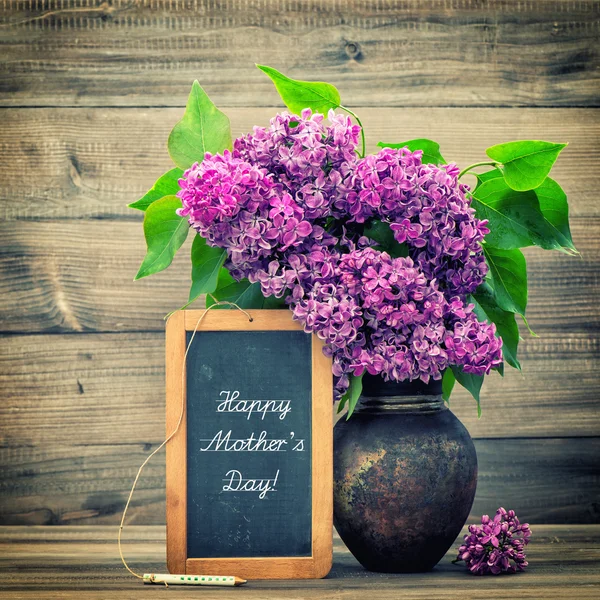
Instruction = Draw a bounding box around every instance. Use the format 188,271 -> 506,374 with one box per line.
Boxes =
0,108 -> 598,333
0,218 -> 597,333
0,330 -> 598,442
1,108 -> 598,220
0,0 -> 598,107
1,438 -> 599,525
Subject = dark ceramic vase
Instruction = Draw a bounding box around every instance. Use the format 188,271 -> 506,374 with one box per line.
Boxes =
333,374 -> 477,573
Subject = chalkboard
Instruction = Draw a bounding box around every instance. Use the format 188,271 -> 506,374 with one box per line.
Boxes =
165,310 -> 333,580
185,329 -> 312,558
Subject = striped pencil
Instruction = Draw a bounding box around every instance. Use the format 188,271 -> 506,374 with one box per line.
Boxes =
143,573 -> 247,586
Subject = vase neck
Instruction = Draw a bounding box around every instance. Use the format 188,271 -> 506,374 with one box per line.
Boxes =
355,394 -> 445,414
355,374 -> 445,415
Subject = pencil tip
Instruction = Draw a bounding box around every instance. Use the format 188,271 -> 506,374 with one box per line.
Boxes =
234,576 -> 247,585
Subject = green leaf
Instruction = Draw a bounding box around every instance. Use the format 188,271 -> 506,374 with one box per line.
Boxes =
486,140 -> 567,191
207,279 -> 288,310
207,279 -> 258,308
213,267 -> 236,291
534,177 -> 578,253
134,196 -> 189,280
474,167 -> 504,189
470,284 -> 522,371
188,235 -> 227,302
442,369 -> 455,403
451,366 -> 484,417
472,177 -> 570,252
256,64 -> 341,114
377,139 -> 446,165
482,246 -> 527,316
168,80 -> 232,170
364,220 -> 409,257
128,168 -> 183,211
165,265 -> 232,318
475,168 -> 576,255
494,361 -> 505,377
337,374 -> 364,419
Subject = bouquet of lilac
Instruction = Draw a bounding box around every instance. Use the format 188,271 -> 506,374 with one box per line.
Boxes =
130,66 -> 577,416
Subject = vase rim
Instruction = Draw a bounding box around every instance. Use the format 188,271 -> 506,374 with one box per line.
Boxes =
361,373 -> 443,397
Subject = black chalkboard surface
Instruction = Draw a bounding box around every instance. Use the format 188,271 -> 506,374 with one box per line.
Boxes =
165,310 -> 333,580
185,329 -> 312,558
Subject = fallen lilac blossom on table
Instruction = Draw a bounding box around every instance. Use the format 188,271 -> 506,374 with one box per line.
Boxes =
455,508 -> 531,575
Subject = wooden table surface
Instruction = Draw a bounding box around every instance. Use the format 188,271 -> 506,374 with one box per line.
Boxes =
1,526 -> 599,599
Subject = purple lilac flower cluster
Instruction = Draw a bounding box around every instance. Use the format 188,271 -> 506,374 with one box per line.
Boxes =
456,508 -> 531,575
176,109 -> 503,397
291,247 -> 501,393
337,148 -> 488,296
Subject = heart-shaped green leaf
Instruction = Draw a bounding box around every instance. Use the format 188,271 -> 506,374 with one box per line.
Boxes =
472,177 -> 569,252
134,196 -> 189,280
470,284 -> 522,371
486,140 -> 567,191
168,80 -> 232,170
364,220 -> 409,257
451,366 -> 484,417
337,373 -> 364,419
128,168 -> 183,211
442,369 -> 455,403
534,177 -> 577,253
482,246 -> 527,316
377,139 -> 445,165
256,64 -> 341,114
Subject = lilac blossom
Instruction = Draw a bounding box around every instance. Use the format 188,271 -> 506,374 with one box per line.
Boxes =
291,247 -> 502,391
345,148 -> 490,296
455,508 -> 531,575
176,109 -> 503,398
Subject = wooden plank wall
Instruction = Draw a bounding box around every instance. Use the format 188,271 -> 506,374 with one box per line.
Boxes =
0,0 -> 599,526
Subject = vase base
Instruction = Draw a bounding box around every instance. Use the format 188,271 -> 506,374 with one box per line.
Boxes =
353,556 -> 440,574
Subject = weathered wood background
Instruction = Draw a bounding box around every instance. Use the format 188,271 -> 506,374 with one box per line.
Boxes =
0,0 -> 599,526
2,526 -> 600,597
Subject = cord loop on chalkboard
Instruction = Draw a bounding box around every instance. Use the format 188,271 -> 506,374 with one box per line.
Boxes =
118,302 -> 254,582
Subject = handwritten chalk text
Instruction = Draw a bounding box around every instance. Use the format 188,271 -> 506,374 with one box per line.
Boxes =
200,430 -> 288,452
222,469 -> 279,499
217,391 -> 292,420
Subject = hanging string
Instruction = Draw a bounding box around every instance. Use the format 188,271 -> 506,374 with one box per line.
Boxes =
118,302 -> 254,582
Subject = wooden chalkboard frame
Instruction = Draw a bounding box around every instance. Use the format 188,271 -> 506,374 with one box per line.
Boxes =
165,309 -> 333,579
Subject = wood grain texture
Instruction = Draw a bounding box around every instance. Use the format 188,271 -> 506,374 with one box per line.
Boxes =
1,526 -> 599,598
164,310 -> 186,574
1,107 -> 599,221
0,108 -> 596,334
2,438 -> 599,526
0,1 -> 599,107
0,0 -> 599,532
1,218 -> 597,333
310,333 -> 334,578
182,309 -> 302,330
1,331 -> 598,443
0,326 -> 599,526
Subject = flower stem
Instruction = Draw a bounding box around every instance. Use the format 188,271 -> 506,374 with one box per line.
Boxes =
340,105 -> 366,158
458,161 -> 499,179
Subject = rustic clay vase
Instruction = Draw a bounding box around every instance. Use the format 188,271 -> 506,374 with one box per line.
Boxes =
333,374 -> 477,573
